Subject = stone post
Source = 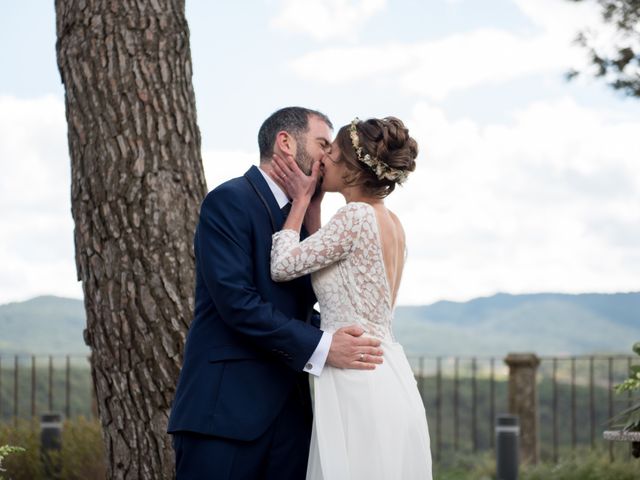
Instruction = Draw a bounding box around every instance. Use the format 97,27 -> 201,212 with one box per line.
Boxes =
504,353 -> 540,465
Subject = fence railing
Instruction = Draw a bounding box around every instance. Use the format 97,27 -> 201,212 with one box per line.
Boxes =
0,355 -> 94,424
1,353 -> 638,464
407,354 -> 638,464
407,356 -> 509,463
537,355 -> 639,463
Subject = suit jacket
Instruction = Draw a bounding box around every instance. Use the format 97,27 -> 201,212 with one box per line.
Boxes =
167,165 -> 322,441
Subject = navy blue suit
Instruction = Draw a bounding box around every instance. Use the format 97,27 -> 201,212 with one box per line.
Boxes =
168,166 -> 322,479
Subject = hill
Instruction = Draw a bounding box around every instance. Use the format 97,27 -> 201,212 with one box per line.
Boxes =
0,296 -> 88,355
0,292 -> 638,356
394,292 -> 640,356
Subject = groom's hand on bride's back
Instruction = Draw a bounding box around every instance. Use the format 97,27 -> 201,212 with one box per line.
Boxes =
327,325 -> 384,370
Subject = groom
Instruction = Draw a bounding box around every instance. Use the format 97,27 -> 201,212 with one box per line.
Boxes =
168,107 -> 383,479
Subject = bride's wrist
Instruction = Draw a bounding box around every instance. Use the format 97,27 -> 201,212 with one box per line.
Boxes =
291,195 -> 311,208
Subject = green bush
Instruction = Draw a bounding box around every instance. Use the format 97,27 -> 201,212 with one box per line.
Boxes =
433,451 -> 495,480
0,417 -> 105,480
0,420 -> 44,480
0,445 -> 25,480
610,341 -> 640,432
433,449 -> 639,480
522,450 -> 638,480
1,420 -> 638,480
59,417 -> 106,480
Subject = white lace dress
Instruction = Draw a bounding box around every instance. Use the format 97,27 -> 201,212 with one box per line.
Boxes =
271,202 -> 432,480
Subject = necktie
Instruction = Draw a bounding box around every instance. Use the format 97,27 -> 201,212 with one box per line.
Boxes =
281,203 -> 292,220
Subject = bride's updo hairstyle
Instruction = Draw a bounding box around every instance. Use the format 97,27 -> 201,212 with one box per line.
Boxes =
334,116 -> 417,198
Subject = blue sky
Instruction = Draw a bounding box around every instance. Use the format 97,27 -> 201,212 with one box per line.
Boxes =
1,0 -> 638,305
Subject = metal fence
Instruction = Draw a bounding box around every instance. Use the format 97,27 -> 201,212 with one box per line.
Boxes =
0,355 -> 94,424
1,353 -> 638,464
407,354 -> 639,464
407,356 -> 509,463
537,355 -> 639,463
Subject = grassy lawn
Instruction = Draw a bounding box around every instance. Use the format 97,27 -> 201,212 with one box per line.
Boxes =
1,418 -> 638,479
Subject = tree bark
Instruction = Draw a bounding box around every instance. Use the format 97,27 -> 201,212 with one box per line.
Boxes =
55,1 -> 207,477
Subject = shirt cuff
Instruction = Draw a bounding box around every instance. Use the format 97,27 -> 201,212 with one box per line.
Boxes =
303,331 -> 332,376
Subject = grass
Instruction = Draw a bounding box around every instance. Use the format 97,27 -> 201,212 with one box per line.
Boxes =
1,419 -> 638,479
0,417 -> 105,480
521,450 -> 639,480
433,448 -> 639,480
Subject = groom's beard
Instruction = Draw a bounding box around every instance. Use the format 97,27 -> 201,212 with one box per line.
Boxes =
295,143 -> 322,196
295,143 -> 314,175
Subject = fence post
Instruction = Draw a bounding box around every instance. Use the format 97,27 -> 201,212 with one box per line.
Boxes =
31,355 -> 36,418
504,353 -> 540,465
13,356 -> 18,426
65,356 -> 71,419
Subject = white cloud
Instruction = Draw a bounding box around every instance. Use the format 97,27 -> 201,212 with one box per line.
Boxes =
382,97 -> 640,304
0,94 -> 262,305
520,0 -> 640,83
2,96 -> 638,307
270,0 -> 386,42
202,149 -> 259,189
513,0 -> 596,33
0,95 -> 70,213
0,95 -> 81,303
289,0 -> 601,99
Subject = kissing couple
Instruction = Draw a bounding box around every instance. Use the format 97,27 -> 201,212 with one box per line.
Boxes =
168,107 -> 432,479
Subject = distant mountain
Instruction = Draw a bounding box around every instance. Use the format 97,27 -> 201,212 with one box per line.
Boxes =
0,296 -> 88,355
0,293 -> 638,356
394,292 -> 640,356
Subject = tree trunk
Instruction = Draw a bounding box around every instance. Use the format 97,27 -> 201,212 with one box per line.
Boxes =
55,1 -> 207,477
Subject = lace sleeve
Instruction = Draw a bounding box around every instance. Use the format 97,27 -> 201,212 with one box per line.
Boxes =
271,203 -> 367,282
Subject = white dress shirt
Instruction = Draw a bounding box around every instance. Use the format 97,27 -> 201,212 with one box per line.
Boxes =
258,167 -> 332,376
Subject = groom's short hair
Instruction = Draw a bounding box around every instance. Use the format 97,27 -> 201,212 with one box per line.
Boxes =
258,107 -> 332,162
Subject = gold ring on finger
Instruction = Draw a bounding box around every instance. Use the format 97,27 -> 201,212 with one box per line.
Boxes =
359,353 -> 364,361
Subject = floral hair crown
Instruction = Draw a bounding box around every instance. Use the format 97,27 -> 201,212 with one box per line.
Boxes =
349,118 -> 409,184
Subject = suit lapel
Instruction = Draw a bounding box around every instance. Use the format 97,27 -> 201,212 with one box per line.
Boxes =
244,165 -> 288,232
245,165 -> 311,239
246,166 -> 315,304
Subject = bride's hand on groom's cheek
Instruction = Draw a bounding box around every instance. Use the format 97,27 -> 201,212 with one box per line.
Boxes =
272,153 -> 319,202
326,325 -> 384,370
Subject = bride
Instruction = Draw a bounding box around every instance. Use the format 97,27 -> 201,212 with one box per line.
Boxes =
270,117 -> 432,480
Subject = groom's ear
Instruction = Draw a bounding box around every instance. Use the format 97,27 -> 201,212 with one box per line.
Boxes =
275,131 -> 296,156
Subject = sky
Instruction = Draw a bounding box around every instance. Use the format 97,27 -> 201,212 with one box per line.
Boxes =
0,0 -> 638,306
